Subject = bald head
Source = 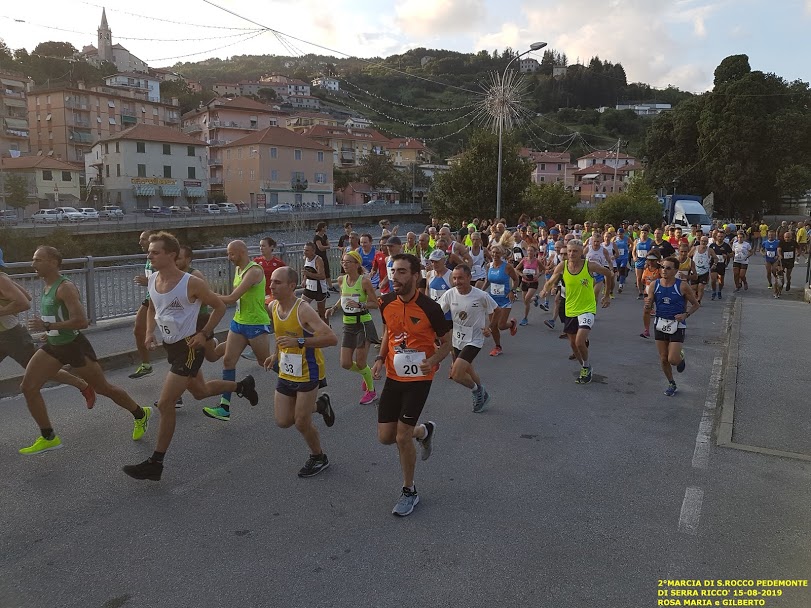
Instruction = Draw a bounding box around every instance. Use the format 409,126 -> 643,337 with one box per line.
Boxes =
227,239 -> 249,265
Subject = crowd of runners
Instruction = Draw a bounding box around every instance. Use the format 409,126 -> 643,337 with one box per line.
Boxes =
6,214 -> 807,516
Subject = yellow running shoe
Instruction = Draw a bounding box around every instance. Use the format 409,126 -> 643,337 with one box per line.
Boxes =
19,435 -> 63,455
132,407 -> 151,441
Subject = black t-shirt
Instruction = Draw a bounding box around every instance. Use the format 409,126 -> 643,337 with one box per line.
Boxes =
652,239 -> 675,258
338,234 -> 350,249
710,242 -> 732,265
779,240 -> 796,261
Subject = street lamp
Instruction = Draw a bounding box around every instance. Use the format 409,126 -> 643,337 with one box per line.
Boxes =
496,41 -> 546,220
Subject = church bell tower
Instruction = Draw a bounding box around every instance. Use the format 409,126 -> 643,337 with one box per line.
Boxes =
97,8 -> 113,64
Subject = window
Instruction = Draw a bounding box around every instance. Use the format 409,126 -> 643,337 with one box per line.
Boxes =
137,164 -> 146,177
540,176 -> 545,182
109,118 -> 116,125
163,166 -> 172,178
540,163 -> 546,170
294,149 -> 302,161
152,108 -> 158,116
137,141 -> 145,153
108,100 -> 115,108
270,193 -> 278,205
104,143 -> 109,154
249,170 -> 255,181
163,144 -> 171,155
315,172 -> 326,184
188,167 -> 196,179
271,170 -> 278,181
105,165 -> 110,178
114,142 -> 119,153
237,148 -> 242,160
46,95 -> 50,104
291,171 -> 305,182
317,194 -> 324,205
317,151 -> 324,162
226,149 -> 231,160
270,147 -> 277,159
42,170 -> 53,181
238,169 -> 244,181
97,117 -> 102,123
187,145 -> 195,157
116,164 -> 121,177
557,163 -> 562,171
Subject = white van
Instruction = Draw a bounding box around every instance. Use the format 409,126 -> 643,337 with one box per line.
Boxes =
217,203 -> 238,214
193,203 -> 221,214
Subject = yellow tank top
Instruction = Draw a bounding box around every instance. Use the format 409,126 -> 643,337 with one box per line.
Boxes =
271,298 -> 325,383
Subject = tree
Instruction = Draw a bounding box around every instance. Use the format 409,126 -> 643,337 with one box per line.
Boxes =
357,152 -> 396,189
589,177 -> 662,227
776,165 -> 811,200
521,183 -> 579,221
3,173 -> 32,213
257,87 -> 277,102
391,163 -> 432,204
429,130 -> 533,223
33,41 -> 78,58
713,54 -> 751,88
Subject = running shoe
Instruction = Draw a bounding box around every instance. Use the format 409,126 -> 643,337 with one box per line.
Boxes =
734,287 -> 740,292
474,388 -> 491,413
128,363 -> 153,379
298,453 -> 330,477
575,366 -> 593,384
676,350 -> 686,373
559,333 -> 567,339
509,318 -> 518,336
392,487 -> 420,517
81,384 -> 96,409
202,405 -> 230,421
532,294 -> 540,307
471,385 -> 482,411
711,292 -> 716,300
568,354 -> 577,360
418,421 -> 435,461
664,382 -> 678,397
767,283 -> 772,288
19,435 -> 63,456
236,375 -> 259,406
786,284 -> 791,292
743,282 -> 748,291
717,292 -> 723,300
359,390 -> 377,405
519,318 -> 529,326
316,393 -> 335,427
489,346 -> 503,356
122,458 -> 163,481
640,329 -> 650,339
610,293 -> 615,299
539,301 -> 549,311
637,293 -> 644,300
618,284 -> 623,293
544,319 -> 555,329
132,407 -> 151,441
240,350 -> 258,361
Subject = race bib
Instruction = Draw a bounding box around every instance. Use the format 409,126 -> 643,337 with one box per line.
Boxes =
523,268 -> 536,277
454,328 -> 470,346
155,317 -> 180,340
655,317 -> 678,334
305,278 -> 318,291
784,251 -> 794,259
429,287 -> 447,301
393,350 -> 426,378
617,248 -> 626,256
766,250 -> 776,258
387,265 -> 395,281
279,351 -> 303,377
636,249 -> 646,259
513,252 -> 523,261
490,283 -> 505,296
341,295 -> 361,313
41,314 -> 60,337
577,313 -> 595,328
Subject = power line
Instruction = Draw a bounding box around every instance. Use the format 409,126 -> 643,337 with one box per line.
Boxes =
80,1 -> 259,30
343,90 -> 479,128
341,78 -> 478,112
145,30 -> 268,63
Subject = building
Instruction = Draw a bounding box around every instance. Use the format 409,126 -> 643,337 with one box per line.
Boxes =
552,65 -> 568,78
27,83 -> 181,164
104,73 -> 161,103
344,116 -> 373,129
85,124 -> 208,211
288,95 -> 321,110
312,76 -> 339,92
529,151 -> 576,187
613,103 -> 671,116
221,127 -> 333,208
388,138 -> 430,168
519,58 -> 541,73
284,112 -> 341,132
338,182 -> 400,206
79,9 -> 148,74
576,150 -> 637,170
181,96 -> 288,194
573,164 -> 632,203
212,81 -> 263,98
300,124 -> 390,167
258,75 -> 311,100
0,156 -> 84,213
0,71 -> 32,158
149,68 -> 184,83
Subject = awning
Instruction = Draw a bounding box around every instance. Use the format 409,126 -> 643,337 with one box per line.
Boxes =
3,98 -> 27,108
185,187 -> 206,198
0,78 -> 21,87
4,117 -> 28,129
581,173 -> 599,179
133,184 -> 156,196
160,185 -> 182,197
69,130 -> 93,143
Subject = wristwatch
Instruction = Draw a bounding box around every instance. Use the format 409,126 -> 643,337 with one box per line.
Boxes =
374,355 -> 384,362
43,321 -> 51,332
297,337 -> 306,347
199,330 -> 214,340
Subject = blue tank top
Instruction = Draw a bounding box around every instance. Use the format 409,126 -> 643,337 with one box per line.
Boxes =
615,236 -> 630,261
487,260 -> 511,303
427,269 -> 453,320
762,238 -> 779,260
634,238 -> 653,268
546,239 -> 556,253
653,279 -> 686,321
359,247 -> 376,274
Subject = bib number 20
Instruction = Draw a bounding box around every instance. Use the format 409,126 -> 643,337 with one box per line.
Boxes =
401,363 -> 420,376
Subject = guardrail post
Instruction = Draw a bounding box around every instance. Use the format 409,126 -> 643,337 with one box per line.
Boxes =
85,256 -> 98,325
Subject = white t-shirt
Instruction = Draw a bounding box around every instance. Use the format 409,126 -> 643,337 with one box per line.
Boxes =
732,241 -> 752,265
439,287 -> 497,349
586,245 -> 611,268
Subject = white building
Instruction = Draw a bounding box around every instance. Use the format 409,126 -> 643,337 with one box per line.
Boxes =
104,73 -> 161,103
519,58 -> 541,73
312,77 -> 339,92
85,123 -> 208,211
598,103 -> 672,116
344,116 -> 373,129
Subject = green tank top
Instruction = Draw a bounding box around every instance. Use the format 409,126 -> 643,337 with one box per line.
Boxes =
187,267 -> 211,315
341,274 -> 372,324
40,275 -> 79,345
563,260 -> 596,317
233,261 -> 270,325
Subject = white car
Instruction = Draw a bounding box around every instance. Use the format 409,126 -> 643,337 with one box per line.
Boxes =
31,209 -> 61,223
54,207 -> 85,222
265,204 -> 293,214
217,203 -> 239,214
99,205 -> 124,219
79,208 -> 99,220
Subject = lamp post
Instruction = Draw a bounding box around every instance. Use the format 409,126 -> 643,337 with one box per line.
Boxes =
495,41 -> 546,220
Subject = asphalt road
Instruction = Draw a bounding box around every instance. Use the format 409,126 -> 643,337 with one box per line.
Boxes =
2,276 -> 810,608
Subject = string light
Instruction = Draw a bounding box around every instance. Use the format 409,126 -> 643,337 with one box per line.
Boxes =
343,91 -> 479,128
145,30 -> 267,63
80,1 -> 259,30
341,78 -> 477,112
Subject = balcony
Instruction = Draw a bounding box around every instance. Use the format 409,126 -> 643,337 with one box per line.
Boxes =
65,100 -> 89,110
165,115 -> 180,124
71,117 -> 91,128
209,120 -> 257,130
207,139 -> 229,147
208,158 -> 222,166
1,89 -> 25,99
4,127 -> 28,138
183,124 -> 203,134
210,178 -> 224,185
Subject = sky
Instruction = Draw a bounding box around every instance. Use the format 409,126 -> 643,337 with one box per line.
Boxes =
1,0 -> 810,93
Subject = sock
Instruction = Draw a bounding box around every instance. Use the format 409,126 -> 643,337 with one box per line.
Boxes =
471,383 -> 479,393
349,362 -> 360,373
406,485 -> 415,492
359,365 -> 374,391
150,450 -> 165,464
583,359 -> 590,369
220,369 -> 236,408
40,427 -> 55,440
133,406 -> 145,420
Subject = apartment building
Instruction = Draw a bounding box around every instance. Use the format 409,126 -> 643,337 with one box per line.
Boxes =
573,164 -> 632,203
301,124 -> 390,167
312,77 -> 339,92
388,138 -> 430,168
104,73 -> 161,102
519,58 -> 541,73
576,150 -> 637,170
222,127 -> 333,208
85,124 -> 208,211
284,112 -> 341,132
27,83 -> 181,164
0,156 -> 83,213
529,151 -> 576,187
0,71 -> 32,158
181,96 -> 288,193
258,75 -> 311,100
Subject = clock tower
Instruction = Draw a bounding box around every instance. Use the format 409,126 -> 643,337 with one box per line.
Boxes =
97,8 -> 113,64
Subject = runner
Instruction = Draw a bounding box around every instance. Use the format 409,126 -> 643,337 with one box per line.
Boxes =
129,230 -> 154,378
337,222 -> 353,255
689,236 -> 715,304
468,231 -> 490,289
176,245 -> 222,364
440,264 -> 497,412
358,234 -> 377,283
202,240 -> 271,422
327,250 -> 379,405
632,225 -> 654,299
639,251 -> 662,339
301,242 -> 328,322
516,245 -> 541,326
0,266 -> 95,408
403,232 -> 418,256
613,227 -> 631,294
255,237 -> 286,306
539,239 -> 613,384
709,232 -> 733,300
585,230 -> 614,300
379,236 -> 403,295
778,231 -> 797,291
676,242 -> 696,284
541,241 -> 563,323
731,230 -> 753,291
313,222 -> 332,290
762,229 -> 780,288
371,253 -> 451,516
651,228 -> 676,259
483,244 -> 519,356
371,236 -> 389,293
123,232 -> 257,481
21,246 -> 148,456
264,266 -> 338,477
647,256 -> 701,396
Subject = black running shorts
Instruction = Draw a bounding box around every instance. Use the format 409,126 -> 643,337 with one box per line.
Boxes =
654,328 -> 686,343
452,345 -> 481,363
378,378 -> 432,426
165,337 -> 204,377
0,325 -> 37,367
42,332 -> 97,368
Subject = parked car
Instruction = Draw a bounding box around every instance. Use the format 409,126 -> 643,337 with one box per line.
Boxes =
193,203 -> 221,214
144,206 -> 172,217
217,203 -> 238,214
79,208 -> 100,220
0,210 -> 19,225
169,205 -> 191,214
265,204 -> 293,214
54,207 -> 85,222
235,202 -> 249,213
364,199 -> 387,206
31,209 -> 61,223
99,205 -> 124,219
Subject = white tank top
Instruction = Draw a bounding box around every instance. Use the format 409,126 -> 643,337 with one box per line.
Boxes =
470,247 -> 486,280
148,272 -> 201,344
692,248 -> 711,274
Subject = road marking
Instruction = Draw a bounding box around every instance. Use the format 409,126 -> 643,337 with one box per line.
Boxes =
691,356 -> 722,469
678,486 -> 703,535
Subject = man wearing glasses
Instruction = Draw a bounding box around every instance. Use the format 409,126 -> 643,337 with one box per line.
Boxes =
645,256 -> 701,397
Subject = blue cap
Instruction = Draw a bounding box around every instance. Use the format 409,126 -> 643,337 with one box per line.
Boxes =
550,228 -> 560,234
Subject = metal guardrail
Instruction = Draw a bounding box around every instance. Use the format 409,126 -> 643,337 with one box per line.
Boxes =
4,243 -> 344,326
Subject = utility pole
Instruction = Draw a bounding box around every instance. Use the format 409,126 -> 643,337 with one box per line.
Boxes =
612,137 -> 621,193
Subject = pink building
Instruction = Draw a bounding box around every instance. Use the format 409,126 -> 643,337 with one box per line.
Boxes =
573,164 -> 632,203
576,150 -> 636,170
528,151 -> 576,187
338,182 -> 400,206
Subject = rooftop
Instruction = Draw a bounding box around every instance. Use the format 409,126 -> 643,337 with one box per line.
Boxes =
578,150 -> 635,160
224,126 -> 332,151
0,156 -> 83,171
96,124 -> 205,146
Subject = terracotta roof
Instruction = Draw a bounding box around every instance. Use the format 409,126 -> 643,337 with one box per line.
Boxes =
303,124 -> 390,144
96,124 -> 204,146
530,151 -> 571,163
389,138 -> 426,150
577,150 -> 635,160
224,127 -> 331,151
347,182 -> 372,193
287,112 -> 336,120
217,96 -> 279,112
0,156 -> 83,171
573,165 -> 624,176
287,79 -> 309,86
